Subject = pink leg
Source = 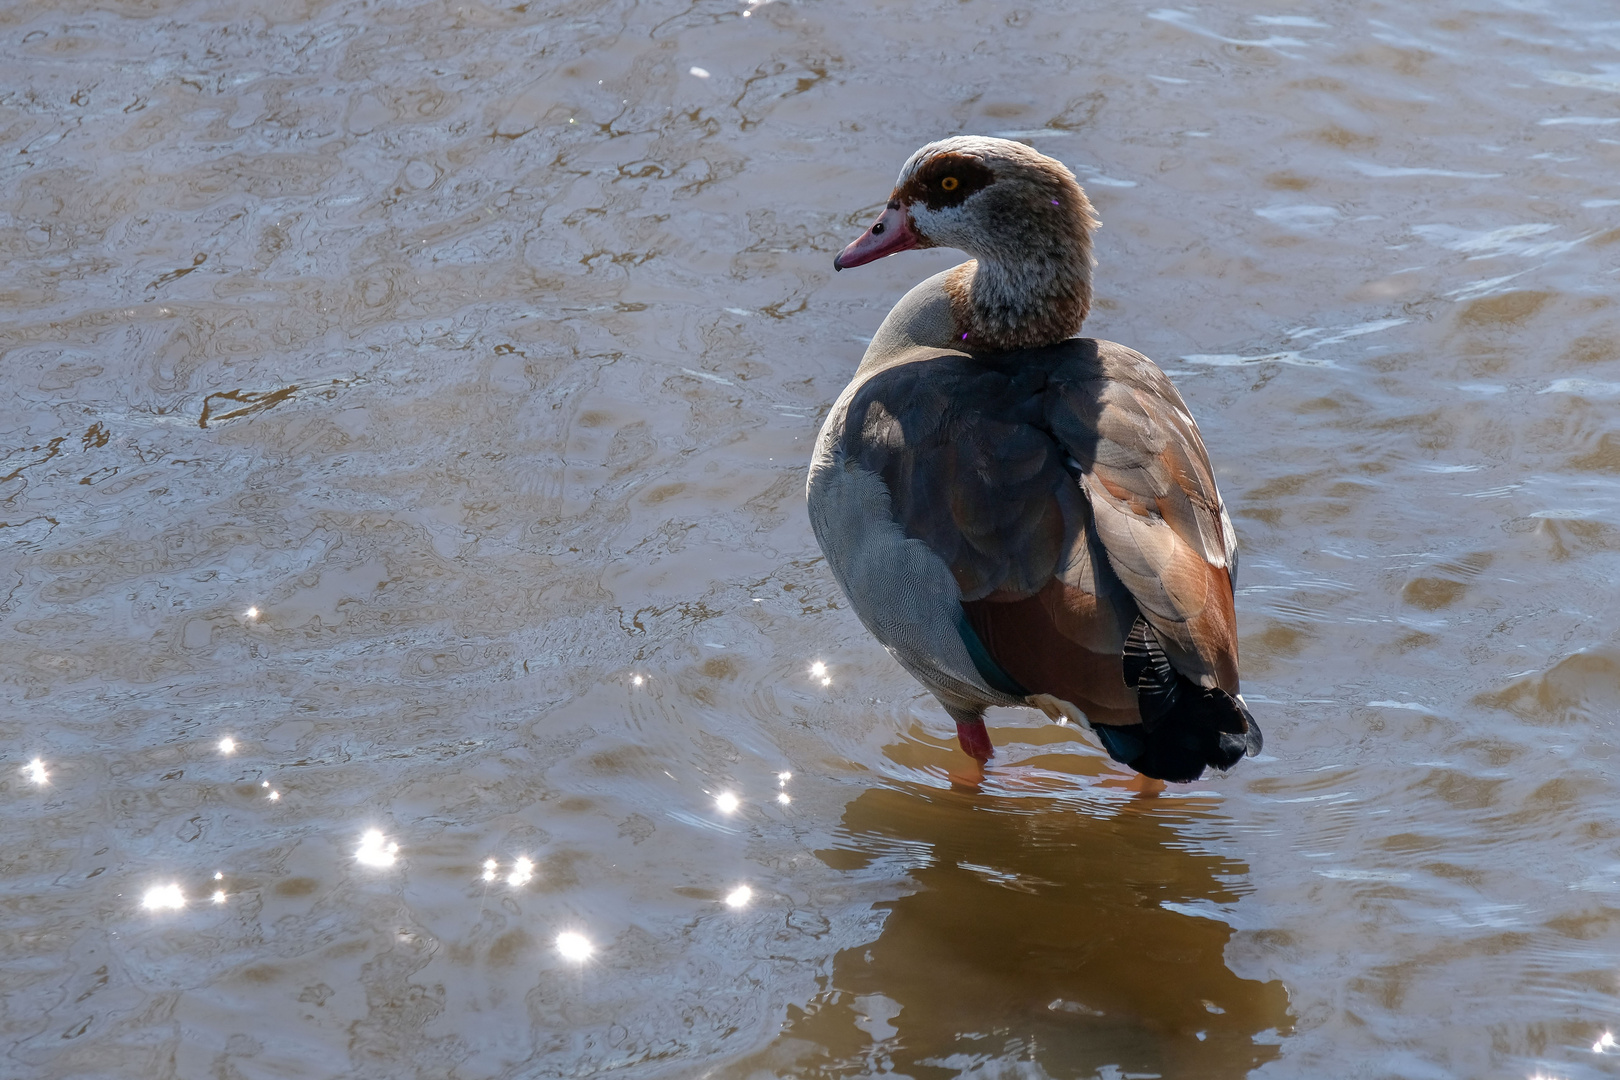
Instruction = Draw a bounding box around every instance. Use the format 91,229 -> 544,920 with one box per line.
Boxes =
955,720 -> 994,764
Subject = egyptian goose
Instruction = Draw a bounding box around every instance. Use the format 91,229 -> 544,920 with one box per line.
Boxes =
808,136 -> 1261,782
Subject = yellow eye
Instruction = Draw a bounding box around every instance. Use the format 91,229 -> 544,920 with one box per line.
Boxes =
940,176 -> 959,191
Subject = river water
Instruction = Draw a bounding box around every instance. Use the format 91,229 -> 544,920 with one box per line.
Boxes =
3,1 -> 1620,1077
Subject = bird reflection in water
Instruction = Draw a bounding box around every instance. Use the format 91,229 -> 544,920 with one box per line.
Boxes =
740,781 -> 1291,1077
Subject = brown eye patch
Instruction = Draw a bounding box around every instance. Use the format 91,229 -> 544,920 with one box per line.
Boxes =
894,152 -> 995,210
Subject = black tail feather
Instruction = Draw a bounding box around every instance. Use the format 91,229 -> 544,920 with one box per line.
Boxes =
1101,617 -> 1262,783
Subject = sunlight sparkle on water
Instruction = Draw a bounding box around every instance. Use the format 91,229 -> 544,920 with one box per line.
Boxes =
214,871 -> 223,880
143,883 -> 185,911
715,792 -> 739,814
482,858 -> 498,882
632,675 -> 643,686
268,790 -> 280,801
810,661 -> 826,678
777,792 -> 791,805
24,758 -> 47,784
218,737 -> 235,755
507,857 -> 535,886
1595,1031 -> 1616,1053
689,66 -> 710,79
557,932 -> 594,961
725,885 -> 752,908
244,606 -> 259,620
356,829 -> 400,868
212,890 -> 226,904
777,771 -> 791,783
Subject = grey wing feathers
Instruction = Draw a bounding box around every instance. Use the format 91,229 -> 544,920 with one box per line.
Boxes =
843,359 -> 1070,604
1045,342 -> 1240,692
827,337 -> 1240,712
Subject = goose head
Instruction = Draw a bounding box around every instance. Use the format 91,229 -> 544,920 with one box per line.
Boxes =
834,136 -> 1099,352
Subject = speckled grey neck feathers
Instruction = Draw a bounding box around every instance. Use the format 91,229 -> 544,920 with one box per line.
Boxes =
893,137 -> 1099,352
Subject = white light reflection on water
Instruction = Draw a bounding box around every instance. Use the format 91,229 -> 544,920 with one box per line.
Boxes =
725,885 -> 752,908
244,606 -> 259,620
777,793 -> 791,805
24,758 -> 47,784
142,883 -> 185,911
356,829 -> 400,867
218,737 -> 235,754
1595,1031 -> 1616,1053
715,792 -> 740,814
507,857 -> 535,886
211,890 -> 226,904
631,675 -> 643,686
482,858 -> 498,882
556,932 -> 593,962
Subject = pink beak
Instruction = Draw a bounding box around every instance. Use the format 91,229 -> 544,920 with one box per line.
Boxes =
833,205 -> 920,270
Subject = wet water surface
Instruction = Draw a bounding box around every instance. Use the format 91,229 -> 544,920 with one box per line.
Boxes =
4,0 -> 1620,1077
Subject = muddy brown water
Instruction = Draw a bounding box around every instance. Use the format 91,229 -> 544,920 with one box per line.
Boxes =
4,1 -> 1620,1077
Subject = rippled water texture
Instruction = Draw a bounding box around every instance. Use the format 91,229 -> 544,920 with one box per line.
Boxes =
4,1 -> 1620,1076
